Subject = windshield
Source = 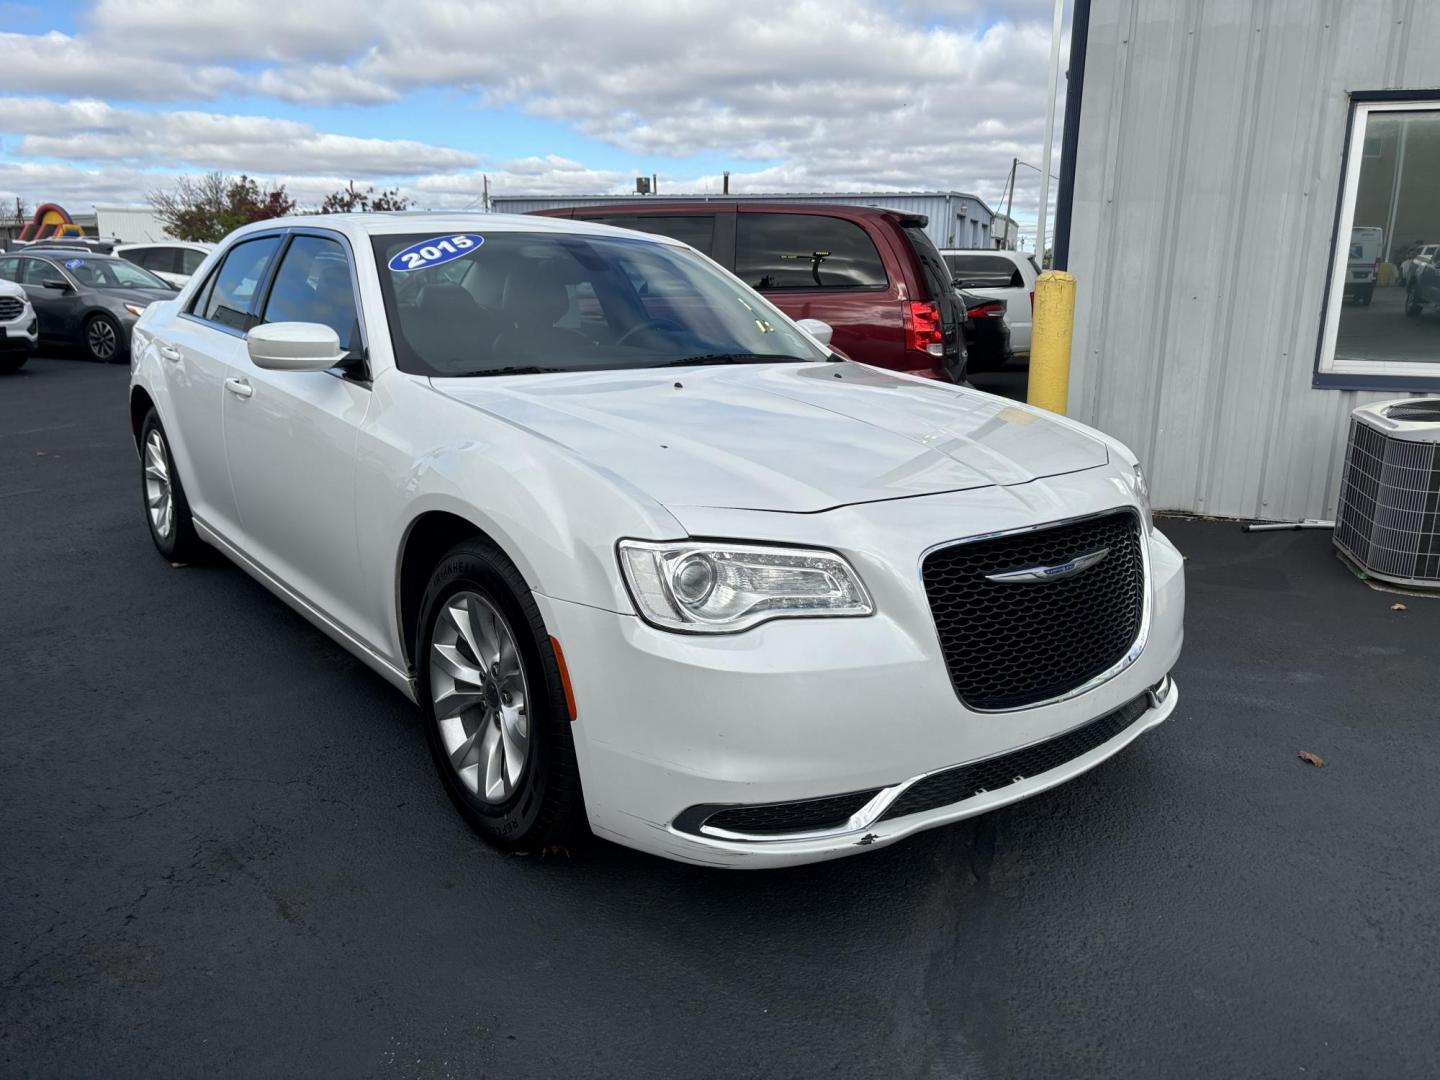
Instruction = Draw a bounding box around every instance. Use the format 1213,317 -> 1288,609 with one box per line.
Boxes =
52,255 -> 169,290
371,231 -> 829,377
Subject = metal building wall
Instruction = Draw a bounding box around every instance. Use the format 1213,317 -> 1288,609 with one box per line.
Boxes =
490,192 -> 993,253
1067,0 -> 1440,520
94,207 -> 172,242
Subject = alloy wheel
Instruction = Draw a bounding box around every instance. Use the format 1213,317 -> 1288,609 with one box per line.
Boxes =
143,429 -> 173,539
429,591 -> 531,803
88,318 -> 117,361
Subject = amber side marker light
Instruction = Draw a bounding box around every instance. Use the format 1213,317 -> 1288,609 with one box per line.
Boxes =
550,636 -> 578,722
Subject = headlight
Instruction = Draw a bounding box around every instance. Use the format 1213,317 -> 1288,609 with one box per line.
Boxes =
617,540 -> 873,633
123,302 -> 149,317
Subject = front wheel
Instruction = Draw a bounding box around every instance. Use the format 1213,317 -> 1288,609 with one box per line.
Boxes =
83,314 -> 124,364
416,540 -> 585,852
139,410 -> 204,561
1406,287 -> 1424,317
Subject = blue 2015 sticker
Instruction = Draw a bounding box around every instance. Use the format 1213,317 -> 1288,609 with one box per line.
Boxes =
64,258 -> 84,269
388,234 -> 483,272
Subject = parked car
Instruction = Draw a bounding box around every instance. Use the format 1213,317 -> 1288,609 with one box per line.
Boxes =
129,213 -> 1184,867
0,277 -> 38,373
1345,226 -> 1384,305
1400,243 -> 1439,288
942,249 -> 1038,355
116,242 -> 215,288
1405,249 -> 1440,317
957,289 -> 1010,372
0,248 -> 176,363
533,202 -> 971,382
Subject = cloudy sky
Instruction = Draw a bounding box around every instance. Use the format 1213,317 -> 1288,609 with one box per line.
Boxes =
0,0 -> 1069,240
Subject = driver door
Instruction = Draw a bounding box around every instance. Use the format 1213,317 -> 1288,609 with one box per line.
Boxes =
222,231 -> 376,645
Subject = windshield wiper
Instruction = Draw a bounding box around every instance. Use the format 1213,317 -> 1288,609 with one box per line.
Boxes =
445,365 -> 563,377
652,353 -> 810,368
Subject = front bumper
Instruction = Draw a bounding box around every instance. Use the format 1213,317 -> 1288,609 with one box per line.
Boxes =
537,497 -> 1186,868
0,312 -> 38,353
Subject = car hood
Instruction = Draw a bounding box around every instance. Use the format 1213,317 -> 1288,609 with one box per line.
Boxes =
0,279 -> 24,299
429,362 -> 1109,513
101,287 -> 176,305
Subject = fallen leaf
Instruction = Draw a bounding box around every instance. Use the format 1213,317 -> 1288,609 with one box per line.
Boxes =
1298,751 -> 1325,768
1391,602 -> 1408,611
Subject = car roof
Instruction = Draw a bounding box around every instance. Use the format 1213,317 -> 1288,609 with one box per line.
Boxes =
18,248 -> 124,260
219,211 -> 687,247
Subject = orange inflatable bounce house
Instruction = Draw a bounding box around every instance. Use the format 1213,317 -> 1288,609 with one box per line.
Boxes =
18,203 -> 84,241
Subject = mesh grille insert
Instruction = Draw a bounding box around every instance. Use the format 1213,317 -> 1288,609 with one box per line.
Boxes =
0,296 -> 23,320
922,512 -> 1145,710
880,693 -> 1151,821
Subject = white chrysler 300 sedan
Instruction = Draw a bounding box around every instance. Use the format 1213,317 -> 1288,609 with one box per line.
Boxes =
128,213 -> 1184,868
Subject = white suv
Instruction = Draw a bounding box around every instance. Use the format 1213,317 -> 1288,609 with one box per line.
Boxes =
115,242 -> 214,288
0,276 -> 37,373
942,249 -> 1040,356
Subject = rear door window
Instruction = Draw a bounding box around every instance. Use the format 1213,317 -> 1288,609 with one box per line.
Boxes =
179,249 -> 208,275
735,213 -> 887,290
198,236 -> 282,331
943,253 -> 1022,288
142,248 -> 182,275
905,226 -> 962,302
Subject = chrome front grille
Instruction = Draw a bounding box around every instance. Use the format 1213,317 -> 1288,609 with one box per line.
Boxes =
0,296 -> 24,320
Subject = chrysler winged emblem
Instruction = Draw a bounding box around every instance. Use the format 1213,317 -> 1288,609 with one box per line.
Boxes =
984,547 -> 1110,584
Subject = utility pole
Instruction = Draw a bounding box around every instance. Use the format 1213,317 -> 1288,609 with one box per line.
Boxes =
1036,0 -> 1064,265
1002,157 -> 1018,249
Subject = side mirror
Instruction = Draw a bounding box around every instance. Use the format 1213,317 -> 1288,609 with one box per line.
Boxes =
246,322 -> 345,371
42,278 -> 72,292
795,317 -> 833,346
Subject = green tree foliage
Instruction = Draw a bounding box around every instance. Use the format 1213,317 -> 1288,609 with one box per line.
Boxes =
316,181 -> 413,214
146,173 -> 297,242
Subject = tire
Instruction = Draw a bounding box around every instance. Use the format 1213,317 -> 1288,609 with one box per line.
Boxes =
1358,287 -> 1373,306
1406,287 -> 1423,318
83,313 -> 124,364
0,353 -> 26,374
416,539 -> 585,852
139,409 -> 204,562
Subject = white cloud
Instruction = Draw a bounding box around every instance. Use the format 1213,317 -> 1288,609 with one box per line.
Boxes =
0,0 -> 1069,232
0,98 -> 477,176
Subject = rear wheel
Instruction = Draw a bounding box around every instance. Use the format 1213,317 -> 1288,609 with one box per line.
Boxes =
83,313 -> 123,364
1406,285 -> 1424,317
417,540 -> 584,852
139,410 -> 204,562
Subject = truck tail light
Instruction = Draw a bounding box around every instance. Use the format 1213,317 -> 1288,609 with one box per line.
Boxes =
903,300 -> 944,357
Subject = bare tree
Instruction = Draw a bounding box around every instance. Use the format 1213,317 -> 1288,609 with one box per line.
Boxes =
147,172 -> 296,242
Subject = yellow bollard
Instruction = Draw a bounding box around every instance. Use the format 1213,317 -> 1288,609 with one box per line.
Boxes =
1027,270 -> 1075,414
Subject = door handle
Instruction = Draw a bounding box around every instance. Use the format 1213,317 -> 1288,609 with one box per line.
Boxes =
158,344 -> 182,362
224,377 -> 254,399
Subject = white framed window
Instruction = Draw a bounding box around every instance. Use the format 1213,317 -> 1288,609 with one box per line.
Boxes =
1315,94 -> 1440,390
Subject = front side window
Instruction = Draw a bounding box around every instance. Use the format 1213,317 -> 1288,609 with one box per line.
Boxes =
21,259 -> 59,286
200,236 -> 282,331
735,213 -> 888,290
1317,97 -> 1440,388
261,236 -> 361,351
371,230 -> 827,377
614,216 -> 716,258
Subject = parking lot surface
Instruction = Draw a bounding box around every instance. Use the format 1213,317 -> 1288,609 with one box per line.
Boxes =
3,356 -> 1437,1079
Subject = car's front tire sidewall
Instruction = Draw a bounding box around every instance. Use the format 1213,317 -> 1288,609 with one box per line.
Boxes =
139,410 -> 201,562
416,543 -> 582,851
84,314 -> 124,364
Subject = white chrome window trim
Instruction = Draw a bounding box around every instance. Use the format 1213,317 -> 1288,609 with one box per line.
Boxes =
915,505 -> 1152,713
1318,98 -> 1440,380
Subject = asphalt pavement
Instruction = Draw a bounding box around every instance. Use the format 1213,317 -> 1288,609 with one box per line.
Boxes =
2,356 -> 1437,1079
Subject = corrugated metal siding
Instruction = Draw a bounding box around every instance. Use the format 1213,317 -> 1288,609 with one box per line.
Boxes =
490,192 -> 993,252
1068,0 -> 1440,520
